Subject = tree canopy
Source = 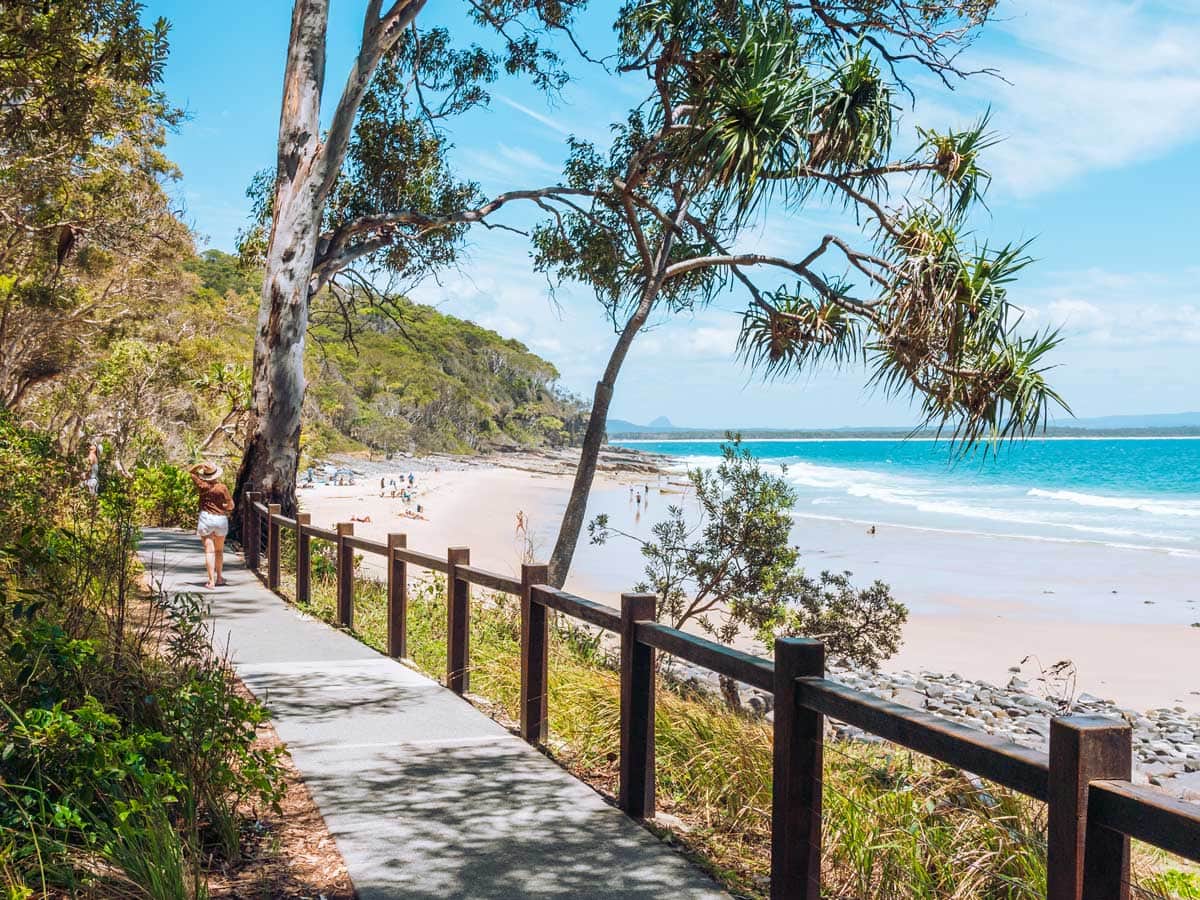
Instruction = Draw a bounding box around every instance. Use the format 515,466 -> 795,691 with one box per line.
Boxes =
0,0 -> 187,410
501,0 -> 1067,583
532,0 -> 1063,447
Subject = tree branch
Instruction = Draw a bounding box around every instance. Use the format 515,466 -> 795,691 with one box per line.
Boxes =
317,0 -> 428,204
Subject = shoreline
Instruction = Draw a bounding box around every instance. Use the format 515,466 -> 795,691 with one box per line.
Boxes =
613,435 -> 1200,443
297,448 -> 1199,720
296,447 -> 1200,796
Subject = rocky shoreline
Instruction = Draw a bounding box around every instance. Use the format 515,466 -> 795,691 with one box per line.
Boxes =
324,443 -> 675,479
670,660 -> 1200,802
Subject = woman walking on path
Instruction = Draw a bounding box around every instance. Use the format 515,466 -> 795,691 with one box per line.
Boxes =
189,462 -> 234,588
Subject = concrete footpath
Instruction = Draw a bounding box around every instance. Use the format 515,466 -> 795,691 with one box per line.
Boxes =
138,529 -> 728,899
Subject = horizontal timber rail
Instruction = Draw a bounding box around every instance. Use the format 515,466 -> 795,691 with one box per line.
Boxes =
238,492 -> 1200,900
797,676 -> 1050,801
636,621 -> 773,693
344,534 -> 387,555
458,564 -> 522,595
530,585 -> 621,632
270,511 -> 297,530
393,546 -> 449,573
1090,780 -> 1200,862
301,524 -> 339,542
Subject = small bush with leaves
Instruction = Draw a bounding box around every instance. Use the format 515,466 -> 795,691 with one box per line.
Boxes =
0,418 -> 285,895
131,463 -> 197,528
590,437 -> 907,672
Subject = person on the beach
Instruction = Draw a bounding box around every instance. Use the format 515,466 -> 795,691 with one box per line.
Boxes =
188,462 -> 234,589
515,510 -> 527,537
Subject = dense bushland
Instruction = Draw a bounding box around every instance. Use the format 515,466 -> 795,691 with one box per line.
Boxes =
0,418 -> 283,896
19,248 -> 585,474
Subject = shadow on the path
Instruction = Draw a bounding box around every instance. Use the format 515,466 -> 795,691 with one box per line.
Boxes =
301,740 -> 717,899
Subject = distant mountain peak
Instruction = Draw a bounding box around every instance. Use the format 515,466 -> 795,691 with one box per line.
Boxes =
648,416 -> 673,428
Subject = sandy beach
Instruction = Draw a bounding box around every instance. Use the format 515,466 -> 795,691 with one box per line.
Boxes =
299,452 -> 1200,714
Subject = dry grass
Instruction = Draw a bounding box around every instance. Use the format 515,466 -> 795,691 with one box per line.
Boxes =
271,553 -> 1198,900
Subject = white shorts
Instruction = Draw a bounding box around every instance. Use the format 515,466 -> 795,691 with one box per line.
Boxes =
197,511 -> 229,537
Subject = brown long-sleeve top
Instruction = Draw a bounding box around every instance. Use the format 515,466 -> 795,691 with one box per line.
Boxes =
192,475 -> 233,515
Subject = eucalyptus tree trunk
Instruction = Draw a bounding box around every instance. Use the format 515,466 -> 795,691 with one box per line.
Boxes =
232,0 -> 422,525
232,0 -> 329,520
548,291 -> 657,586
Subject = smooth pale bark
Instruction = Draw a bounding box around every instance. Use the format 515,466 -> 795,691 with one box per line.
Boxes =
548,291 -> 656,587
233,0 -> 329,520
233,0 -> 423,525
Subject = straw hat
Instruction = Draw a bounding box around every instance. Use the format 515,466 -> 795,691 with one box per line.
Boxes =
193,461 -> 223,481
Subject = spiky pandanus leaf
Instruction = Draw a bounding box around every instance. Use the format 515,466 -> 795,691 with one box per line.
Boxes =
738,283 -> 864,378
684,8 -> 814,218
806,49 -> 894,172
916,111 -> 999,217
868,226 -> 1066,452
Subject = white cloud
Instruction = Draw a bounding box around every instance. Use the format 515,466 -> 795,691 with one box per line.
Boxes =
922,0 -> 1200,194
457,143 -> 562,185
1025,266 -> 1200,346
494,95 -> 572,136
496,144 -> 561,175
684,324 -> 740,357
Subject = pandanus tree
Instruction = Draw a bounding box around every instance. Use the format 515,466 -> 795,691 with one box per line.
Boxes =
526,1 -> 1067,585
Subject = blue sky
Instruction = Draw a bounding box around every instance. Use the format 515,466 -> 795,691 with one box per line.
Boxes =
148,0 -> 1200,428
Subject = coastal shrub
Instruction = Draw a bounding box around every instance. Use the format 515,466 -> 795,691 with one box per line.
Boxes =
131,463 -> 197,528
1140,869 -> 1200,899
0,420 -> 285,895
590,438 -> 908,698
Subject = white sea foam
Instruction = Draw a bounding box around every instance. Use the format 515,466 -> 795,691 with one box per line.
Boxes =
790,512 -> 1200,559
836,483 -> 1188,542
1027,488 -> 1200,519
665,446 -> 1200,555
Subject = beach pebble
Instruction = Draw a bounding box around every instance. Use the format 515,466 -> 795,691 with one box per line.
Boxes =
656,652 -> 1199,793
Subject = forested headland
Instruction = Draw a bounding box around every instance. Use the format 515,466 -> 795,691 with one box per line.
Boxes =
14,242 -> 585,477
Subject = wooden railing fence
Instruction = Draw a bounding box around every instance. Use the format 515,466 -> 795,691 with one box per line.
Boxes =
240,492 -> 1200,900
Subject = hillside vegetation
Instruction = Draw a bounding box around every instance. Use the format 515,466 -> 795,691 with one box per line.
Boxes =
195,251 -> 585,460
305,293 -> 586,457
22,248 -> 585,475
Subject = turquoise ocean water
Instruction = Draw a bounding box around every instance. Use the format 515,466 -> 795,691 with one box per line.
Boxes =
614,438 -> 1200,558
